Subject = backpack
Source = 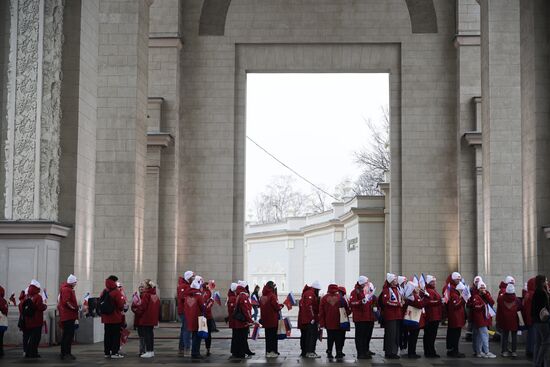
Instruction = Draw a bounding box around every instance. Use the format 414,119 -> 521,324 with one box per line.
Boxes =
22,297 -> 35,318
98,290 -> 115,315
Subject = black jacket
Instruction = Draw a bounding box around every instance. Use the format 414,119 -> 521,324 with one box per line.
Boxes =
531,289 -> 549,323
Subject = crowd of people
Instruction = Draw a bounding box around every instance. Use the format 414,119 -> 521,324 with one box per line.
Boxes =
0,271 -> 548,366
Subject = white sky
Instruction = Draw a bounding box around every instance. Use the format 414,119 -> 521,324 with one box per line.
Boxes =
245,73 -> 389,217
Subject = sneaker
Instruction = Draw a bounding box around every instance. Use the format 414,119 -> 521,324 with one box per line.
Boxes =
306,352 -> 321,359
511,352 -> 517,357
484,352 -> 497,359
110,354 -> 124,359
335,353 -> 344,359
475,353 -> 485,358
266,352 -> 278,358
104,354 -> 111,359
140,352 -> 154,358
502,351 -> 511,357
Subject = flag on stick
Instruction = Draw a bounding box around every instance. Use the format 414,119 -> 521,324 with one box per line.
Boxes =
213,291 -> 222,306
283,292 -> 296,310
251,323 -> 260,340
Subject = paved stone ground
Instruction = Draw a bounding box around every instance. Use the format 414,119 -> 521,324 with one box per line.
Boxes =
1,322 -> 533,366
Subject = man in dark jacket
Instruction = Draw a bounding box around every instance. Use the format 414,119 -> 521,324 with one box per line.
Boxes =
100,275 -> 126,359
58,274 -> 78,360
531,274 -> 549,367
298,281 -> 322,358
19,280 -> 47,358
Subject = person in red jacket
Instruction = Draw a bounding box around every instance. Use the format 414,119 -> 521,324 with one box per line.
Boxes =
100,275 -> 126,359
298,281 -> 322,358
468,281 -> 496,358
259,281 -> 283,358
183,276 -> 206,359
202,280 -> 217,356
498,276 -> 516,297
57,274 -> 78,360
444,272 -> 466,358
523,277 -> 536,358
349,276 -> 376,359
19,280 -> 47,358
231,281 -> 255,359
402,281 -> 425,359
0,285 -> 8,357
423,275 -> 442,358
319,284 -> 347,359
177,270 -> 194,355
132,279 -> 160,358
497,283 -> 520,357
380,273 -> 402,359
226,282 -> 238,356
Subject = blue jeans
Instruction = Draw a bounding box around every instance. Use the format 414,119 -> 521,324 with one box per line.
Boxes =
179,314 -> 191,350
191,332 -> 202,357
474,326 -> 489,354
252,306 -> 258,321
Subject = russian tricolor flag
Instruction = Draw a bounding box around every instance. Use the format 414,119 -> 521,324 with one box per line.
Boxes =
283,292 -> 296,310
213,291 -> 222,305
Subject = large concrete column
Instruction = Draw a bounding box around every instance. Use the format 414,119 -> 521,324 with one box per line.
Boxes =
93,0 -> 151,294
480,0 -> 523,288
455,0 -> 481,280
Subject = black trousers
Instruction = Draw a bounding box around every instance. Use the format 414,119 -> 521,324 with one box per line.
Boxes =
0,329 -> 4,355
446,327 -> 462,353
423,321 -> 439,356
326,329 -> 346,355
355,321 -> 374,357
60,320 -> 75,356
205,318 -> 215,350
104,323 -> 122,355
302,323 -> 318,354
232,328 -> 249,358
384,320 -> 400,356
407,328 -> 420,355
22,329 -> 30,355
230,329 -> 235,355
26,327 -> 42,357
137,326 -> 154,352
265,327 -> 278,354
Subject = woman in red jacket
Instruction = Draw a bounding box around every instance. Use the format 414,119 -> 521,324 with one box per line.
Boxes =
298,281 -> 321,359
380,273 -> 403,359
177,270 -> 194,355
497,284 -> 520,357
202,280 -> 216,356
349,276 -> 376,359
403,281 -> 425,359
445,272 -> 466,358
19,280 -> 47,358
184,277 -> 206,359
0,285 -> 8,357
522,277 -> 536,358
259,281 -> 283,358
319,284 -> 348,359
58,274 -> 78,360
423,275 -> 442,358
227,283 -> 237,356
468,281 -> 496,358
132,279 -> 160,358
231,281 -> 254,359
100,275 -> 126,359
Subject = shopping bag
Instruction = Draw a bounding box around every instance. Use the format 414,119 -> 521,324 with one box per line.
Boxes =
339,307 -> 350,330
197,316 -> 209,339
0,312 -> 8,332
277,319 -> 287,340
403,306 -> 422,328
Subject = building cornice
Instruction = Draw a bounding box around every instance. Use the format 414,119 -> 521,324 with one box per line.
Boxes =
0,220 -> 71,239
147,132 -> 173,147
149,34 -> 183,49
463,131 -> 482,146
453,34 -> 481,48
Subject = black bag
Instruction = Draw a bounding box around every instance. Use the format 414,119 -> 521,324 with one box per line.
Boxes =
233,304 -> 246,322
17,315 -> 26,330
98,290 -> 115,315
22,297 -> 35,318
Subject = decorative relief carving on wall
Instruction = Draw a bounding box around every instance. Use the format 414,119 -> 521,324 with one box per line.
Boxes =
40,0 -> 63,220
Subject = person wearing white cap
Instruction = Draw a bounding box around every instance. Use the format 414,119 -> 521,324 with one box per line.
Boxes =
423,275 -> 442,358
496,284 -> 519,357
58,275 -> 78,360
349,276 -> 376,359
21,279 -> 47,358
498,275 -> 516,297
444,272 -> 466,358
231,281 -> 255,359
182,278 -> 206,359
177,270 -> 194,355
298,281 -> 322,358
468,282 -> 496,358
380,273 -> 402,359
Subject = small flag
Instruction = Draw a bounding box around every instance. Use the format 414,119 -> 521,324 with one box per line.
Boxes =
443,283 -> 451,304
250,294 -> 259,306
419,274 -> 426,290
283,317 -> 292,336
283,292 -> 296,310
390,289 -> 397,302
132,292 -> 140,305
42,288 -> 48,301
413,274 -> 420,288
213,291 -> 222,306
251,323 -> 260,340
485,304 -> 496,319
461,281 -> 471,302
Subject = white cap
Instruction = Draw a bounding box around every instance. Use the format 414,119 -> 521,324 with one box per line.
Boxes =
230,282 -> 238,292
505,276 -> 515,285
398,276 -> 407,285
184,271 -> 194,282
474,275 -> 483,284
30,279 -> 41,288
194,275 -> 203,285
477,281 -> 486,290
506,284 -> 515,294
368,282 -> 375,292
191,278 -> 202,290
358,276 -> 368,286
452,272 -> 462,281
237,280 -> 248,288
456,282 -> 465,291
67,274 -> 77,284
404,281 -> 416,298
386,273 -> 397,284
311,280 -> 322,290
426,275 -> 436,284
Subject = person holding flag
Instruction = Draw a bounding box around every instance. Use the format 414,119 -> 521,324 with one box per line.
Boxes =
283,292 -> 296,310
298,281 -> 322,359
498,276 -> 516,297
203,280 -> 217,356
131,279 -> 160,359
251,285 -> 260,321
259,281 -> 283,358
468,281 -> 496,358
177,270 -> 194,356
0,285 -> 7,357
423,275 -> 442,358
57,274 -> 79,360
380,273 -> 403,359
19,280 -> 47,358
403,281 -> 425,359
183,276 -> 206,359
349,276 -> 377,359
445,272 -> 466,358
231,281 -> 255,359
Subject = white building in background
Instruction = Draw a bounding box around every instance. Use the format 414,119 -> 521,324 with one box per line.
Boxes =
245,196 -> 387,294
